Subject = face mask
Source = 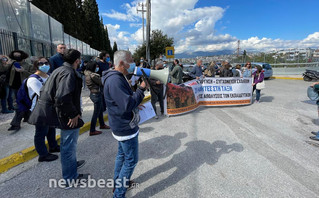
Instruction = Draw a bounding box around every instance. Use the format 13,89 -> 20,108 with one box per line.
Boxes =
163,64 -> 167,67
140,59 -> 144,62
106,57 -> 110,62
95,67 -> 99,72
39,65 -> 50,73
127,63 -> 136,73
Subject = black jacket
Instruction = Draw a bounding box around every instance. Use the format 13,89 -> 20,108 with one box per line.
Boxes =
28,63 -> 83,129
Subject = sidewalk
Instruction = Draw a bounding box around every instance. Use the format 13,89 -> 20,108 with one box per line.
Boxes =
0,88 -> 150,173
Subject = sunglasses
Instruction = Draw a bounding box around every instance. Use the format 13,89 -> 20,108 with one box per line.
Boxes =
38,62 -> 49,66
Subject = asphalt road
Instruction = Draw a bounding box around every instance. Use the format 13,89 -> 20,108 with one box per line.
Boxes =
1,79 -> 319,198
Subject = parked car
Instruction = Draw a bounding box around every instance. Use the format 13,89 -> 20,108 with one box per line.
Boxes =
182,64 -> 195,82
251,62 -> 273,79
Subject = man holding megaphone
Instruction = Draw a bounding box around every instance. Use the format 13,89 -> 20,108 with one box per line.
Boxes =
102,50 -> 147,197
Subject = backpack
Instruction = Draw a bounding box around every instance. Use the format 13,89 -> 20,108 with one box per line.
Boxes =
16,74 -> 44,112
307,86 -> 319,101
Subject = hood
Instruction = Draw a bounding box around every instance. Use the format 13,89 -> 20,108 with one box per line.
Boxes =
102,69 -> 123,83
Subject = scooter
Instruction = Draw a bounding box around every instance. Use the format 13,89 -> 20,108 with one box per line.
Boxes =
303,69 -> 319,81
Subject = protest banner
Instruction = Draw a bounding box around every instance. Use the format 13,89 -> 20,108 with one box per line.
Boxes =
166,77 -> 253,116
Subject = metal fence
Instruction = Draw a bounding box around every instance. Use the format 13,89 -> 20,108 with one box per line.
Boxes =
0,0 -> 99,58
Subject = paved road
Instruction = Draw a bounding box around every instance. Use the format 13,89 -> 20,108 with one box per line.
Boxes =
1,79 -> 319,198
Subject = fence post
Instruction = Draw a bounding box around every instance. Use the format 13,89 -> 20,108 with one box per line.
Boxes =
12,32 -> 18,50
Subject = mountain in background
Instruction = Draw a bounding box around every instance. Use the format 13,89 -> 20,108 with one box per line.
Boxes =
175,50 -> 235,58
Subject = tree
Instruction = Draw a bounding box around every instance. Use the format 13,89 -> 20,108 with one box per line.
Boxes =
83,0 -> 102,50
133,29 -> 173,63
113,41 -> 118,54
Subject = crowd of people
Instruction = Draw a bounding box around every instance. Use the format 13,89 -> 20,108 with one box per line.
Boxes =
0,44 -> 266,196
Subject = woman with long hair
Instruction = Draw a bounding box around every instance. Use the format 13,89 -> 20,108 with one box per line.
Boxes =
252,65 -> 264,103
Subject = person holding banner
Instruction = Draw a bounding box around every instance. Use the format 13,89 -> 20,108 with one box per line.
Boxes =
102,50 -> 147,197
243,62 -> 252,77
189,59 -> 203,79
252,65 -> 264,103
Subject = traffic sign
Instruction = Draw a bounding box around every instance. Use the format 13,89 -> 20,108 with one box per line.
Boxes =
165,47 -> 174,58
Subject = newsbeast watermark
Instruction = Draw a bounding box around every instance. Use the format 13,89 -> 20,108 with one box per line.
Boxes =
48,176 -> 139,189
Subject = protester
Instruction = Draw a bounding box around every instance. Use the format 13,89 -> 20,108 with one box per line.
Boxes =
219,63 -> 233,77
140,57 -> 150,69
232,64 -> 242,77
169,59 -> 183,84
204,61 -> 216,77
84,61 -> 110,136
0,55 -> 14,113
102,50 -> 147,197
190,59 -> 203,79
243,62 -> 252,77
49,43 -> 66,73
97,51 -> 111,76
7,50 -> 35,131
28,49 -> 88,188
163,61 -> 168,68
28,57 -> 60,162
252,65 -> 264,103
310,82 -> 319,141
150,61 -> 164,119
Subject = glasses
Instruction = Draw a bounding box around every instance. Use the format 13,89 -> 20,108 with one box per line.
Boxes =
38,62 -> 49,66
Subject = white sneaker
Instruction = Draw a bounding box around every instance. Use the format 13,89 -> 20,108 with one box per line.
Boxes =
154,115 -> 159,119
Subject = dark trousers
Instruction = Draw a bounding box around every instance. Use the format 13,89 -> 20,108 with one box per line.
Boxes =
151,89 -> 164,115
10,110 -> 30,127
90,92 -> 105,132
34,125 -> 58,157
1,85 -> 14,111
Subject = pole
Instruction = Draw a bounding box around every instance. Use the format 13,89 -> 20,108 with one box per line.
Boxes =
137,3 -> 146,43
146,0 -> 151,64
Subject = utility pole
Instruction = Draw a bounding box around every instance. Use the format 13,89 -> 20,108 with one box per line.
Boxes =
146,0 -> 151,64
237,40 -> 240,57
136,2 -> 146,43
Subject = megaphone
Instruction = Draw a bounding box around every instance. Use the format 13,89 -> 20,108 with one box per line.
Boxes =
134,67 -> 169,84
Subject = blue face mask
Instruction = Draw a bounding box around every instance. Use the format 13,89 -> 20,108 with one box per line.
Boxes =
127,63 -> 136,73
95,67 -> 99,72
106,57 -> 110,62
39,65 -> 50,73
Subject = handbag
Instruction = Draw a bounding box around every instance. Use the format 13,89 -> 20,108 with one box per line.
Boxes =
307,86 -> 319,101
256,80 -> 265,90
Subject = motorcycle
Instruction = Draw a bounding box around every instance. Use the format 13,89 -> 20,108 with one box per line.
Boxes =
303,69 -> 319,81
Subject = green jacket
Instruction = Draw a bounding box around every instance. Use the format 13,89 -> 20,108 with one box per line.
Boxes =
170,65 -> 183,84
8,61 -> 35,87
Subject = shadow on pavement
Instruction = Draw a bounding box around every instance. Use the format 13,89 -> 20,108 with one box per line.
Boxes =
132,140 -> 244,198
139,132 -> 187,161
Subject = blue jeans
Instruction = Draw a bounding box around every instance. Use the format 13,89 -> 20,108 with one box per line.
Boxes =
256,89 -> 261,101
34,125 -> 58,157
89,92 -> 105,132
60,128 -> 79,181
113,135 -> 139,198
1,85 -> 14,111
253,85 -> 261,101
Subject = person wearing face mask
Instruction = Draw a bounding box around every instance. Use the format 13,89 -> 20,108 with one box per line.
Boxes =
27,57 -> 60,162
28,49 -> 89,188
97,51 -> 111,76
0,55 -> 14,113
84,61 -> 110,136
102,50 -> 147,197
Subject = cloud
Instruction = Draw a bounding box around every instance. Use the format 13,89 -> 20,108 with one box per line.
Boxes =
103,1 -> 319,55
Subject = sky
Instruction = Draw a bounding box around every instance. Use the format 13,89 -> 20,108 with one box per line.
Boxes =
97,0 -> 319,54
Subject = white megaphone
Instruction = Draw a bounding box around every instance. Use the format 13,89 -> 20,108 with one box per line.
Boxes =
134,67 -> 169,84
